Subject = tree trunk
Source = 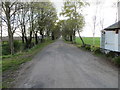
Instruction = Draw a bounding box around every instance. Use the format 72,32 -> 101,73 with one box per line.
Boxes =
51,32 -> 55,40
73,30 -> 76,43
6,3 -> 14,54
10,33 -> 14,54
22,32 -> 25,44
77,30 -> 85,46
24,30 -> 32,49
28,8 -> 34,48
21,17 -> 25,44
8,26 -> 14,54
70,35 -> 72,42
46,30 -> 50,38
23,23 -> 29,49
28,30 -> 32,48
35,32 -> 38,45
0,17 -> 2,41
40,30 -> 44,43
24,36 -> 29,49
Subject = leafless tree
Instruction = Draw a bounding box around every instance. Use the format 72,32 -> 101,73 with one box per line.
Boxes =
92,0 -> 101,46
112,0 -> 119,22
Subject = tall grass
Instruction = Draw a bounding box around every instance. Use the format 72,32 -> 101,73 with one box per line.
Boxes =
2,39 -> 54,72
2,40 -> 24,55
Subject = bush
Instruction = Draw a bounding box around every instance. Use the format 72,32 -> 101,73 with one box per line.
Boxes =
112,56 -> 120,65
76,44 -> 82,48
94,48 -> 101,54
2,42 -> 11,55
85,44 -> 91,50
91,46 -> 101,54
105,52 -> 115,58
14,40 -> 22,52
90,46 -> 94,51
2,41 -> 23,55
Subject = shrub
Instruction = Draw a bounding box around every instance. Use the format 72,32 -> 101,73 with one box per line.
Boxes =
2,42 -> 10,55
76,44 -> 82,48
85,44 -> 91,50
2,41 -> 24,55
105,52 -> 115,58
94,48 -> 101,54
112,56 -> 120,65
91,46 -> 101,54
90,46 -> 94,52
14,40 -> 22,52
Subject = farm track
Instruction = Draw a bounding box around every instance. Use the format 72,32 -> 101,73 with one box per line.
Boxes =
14,39 -> 118,88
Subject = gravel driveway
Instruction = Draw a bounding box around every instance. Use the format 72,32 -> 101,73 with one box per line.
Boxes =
14,39 -> 118,88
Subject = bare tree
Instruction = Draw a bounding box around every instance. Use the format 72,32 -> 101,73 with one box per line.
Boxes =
99,1 -> 104,30
2,2 -> 15,54
112,0 -> 119,22
2,1 -> 23,54
92,0 -> 101,46
1,1 -> 58,54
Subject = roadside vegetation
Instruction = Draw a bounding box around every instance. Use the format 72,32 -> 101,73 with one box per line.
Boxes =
2,39 -> 54,88
1,1 -> 60,88
60,0 -> 120,66
75,37 -> 120,66
2,39 -> 54,72
1,1 -> 60,69
59,0 -> 89,45
1,1 -> 60,55
76,37 -> 100,47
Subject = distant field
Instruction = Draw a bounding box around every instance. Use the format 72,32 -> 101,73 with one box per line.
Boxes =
76,37 -> 100,47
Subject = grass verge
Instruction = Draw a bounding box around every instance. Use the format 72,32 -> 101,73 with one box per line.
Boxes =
64,39 -> 120,67
2,39 -> 54,88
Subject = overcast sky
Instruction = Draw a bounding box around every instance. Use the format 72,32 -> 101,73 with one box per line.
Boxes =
2,0 -> 120,37
51,0 -> 119,37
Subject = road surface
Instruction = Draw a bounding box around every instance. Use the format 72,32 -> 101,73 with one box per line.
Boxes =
14,39 -> 118,88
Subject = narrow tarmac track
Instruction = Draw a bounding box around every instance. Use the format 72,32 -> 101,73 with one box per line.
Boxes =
15,39 -> 118,88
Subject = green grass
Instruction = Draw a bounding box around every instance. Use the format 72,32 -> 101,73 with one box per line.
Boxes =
75,37 -> 120,66
2,40 -> 54,72
2,39 -> 54,88
2,40 -> 40,56
76,37 -> 100,47
112,56 -> 120,65
2,40 -> 23,55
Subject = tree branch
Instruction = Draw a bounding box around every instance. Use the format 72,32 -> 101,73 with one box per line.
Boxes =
1,17 -> 8,24
2,2 -> 6,13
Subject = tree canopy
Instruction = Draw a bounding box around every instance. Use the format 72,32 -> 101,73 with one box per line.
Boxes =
60,0 -> 88,45
1,1 -> 60,54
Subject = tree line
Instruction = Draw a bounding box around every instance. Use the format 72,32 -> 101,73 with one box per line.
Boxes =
59,0 -> 88,46
1,1 -> 61,55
